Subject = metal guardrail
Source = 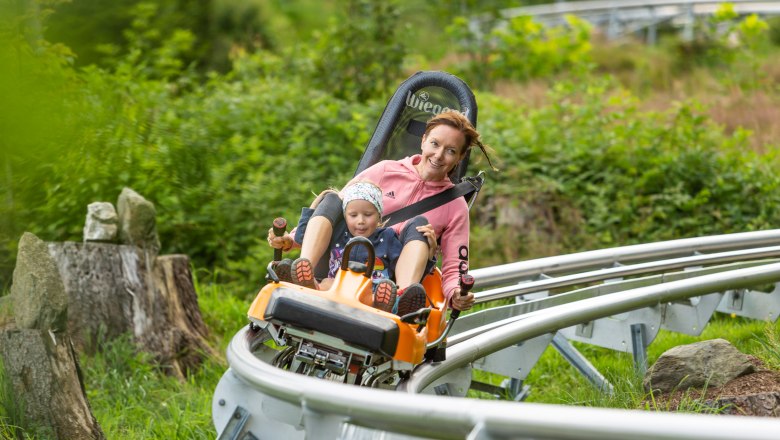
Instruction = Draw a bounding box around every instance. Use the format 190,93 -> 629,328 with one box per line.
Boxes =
490,0 -> 780,42
447,245 -> 780,398
501,0 -> 780,18
471,244 -> 780,302
215,262 -> 780,439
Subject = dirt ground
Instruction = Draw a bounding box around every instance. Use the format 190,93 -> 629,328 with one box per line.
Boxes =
648,357 -> 780,416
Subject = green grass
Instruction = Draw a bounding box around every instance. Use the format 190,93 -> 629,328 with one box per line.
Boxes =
4,266 -> 780,438
79,268 -> 250,439
83,336 -> 220,438
512,314 -> 776,409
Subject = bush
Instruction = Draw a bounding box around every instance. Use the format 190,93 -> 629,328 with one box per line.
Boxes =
470,75 -> 780,266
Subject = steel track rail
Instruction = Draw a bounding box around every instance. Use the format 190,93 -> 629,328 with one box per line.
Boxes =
469,229 -> 780,288
217,262 -> 780,439
500,0 -> 780,18
472,244 -> 780,304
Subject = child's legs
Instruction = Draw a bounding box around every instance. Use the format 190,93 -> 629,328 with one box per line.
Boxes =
394,216 -> 430,290
300,192 -> 343,269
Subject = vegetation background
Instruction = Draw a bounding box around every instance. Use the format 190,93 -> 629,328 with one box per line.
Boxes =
2,0 -> 780,438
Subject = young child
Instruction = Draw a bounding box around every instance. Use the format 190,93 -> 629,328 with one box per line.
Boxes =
287,181 -> 436,314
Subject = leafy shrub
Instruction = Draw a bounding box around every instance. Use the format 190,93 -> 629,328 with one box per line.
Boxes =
306,0 -> 407,102
446,13 -> 592,88
674,4 -> 770,88
470,75 -> 780,266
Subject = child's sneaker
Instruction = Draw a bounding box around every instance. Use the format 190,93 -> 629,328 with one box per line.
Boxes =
397,283 -> 428,316
272,258 -> 293,282
291,257 -> 319,289
373,279 -> 397,313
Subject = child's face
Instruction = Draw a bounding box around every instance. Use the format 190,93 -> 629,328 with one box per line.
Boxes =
344,199 -> 380,237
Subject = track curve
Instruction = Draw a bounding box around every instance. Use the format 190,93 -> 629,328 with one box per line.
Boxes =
214,254 -> 780,439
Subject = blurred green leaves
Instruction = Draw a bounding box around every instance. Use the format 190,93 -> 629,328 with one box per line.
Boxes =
2,1 -> 779,294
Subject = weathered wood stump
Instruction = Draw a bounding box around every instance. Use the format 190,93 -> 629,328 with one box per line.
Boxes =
1,189 -> 218,437
47,242 -> 217,378
0,233 -> 105,439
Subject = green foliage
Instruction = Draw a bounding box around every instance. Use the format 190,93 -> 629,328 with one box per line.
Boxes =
0,360 -> 34,440
5,1 -> 780,291
469,75 -> 780,266
0,2 -> 85,291
1,6 -> 380,290
490,14 -> 593,81
306,0 -> 407,102
674,4 -> 771,88
768,16 -> 780,46
754,322 -> 780,370
446,12 -> 593,88
45,0 -> 215,69
193,266 -> 254,340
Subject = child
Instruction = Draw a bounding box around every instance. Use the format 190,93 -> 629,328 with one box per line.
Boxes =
287,181 -> 436,315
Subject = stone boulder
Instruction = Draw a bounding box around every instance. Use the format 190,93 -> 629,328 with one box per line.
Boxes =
117,187 -> 160,254
83,202 -> 118,243
9,232 -> 68,330
714,392 -> 780,417
644,338 -> 756,394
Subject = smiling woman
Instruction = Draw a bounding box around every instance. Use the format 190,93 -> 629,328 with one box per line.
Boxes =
269,110 -> 497,313
416,124 -> 466,181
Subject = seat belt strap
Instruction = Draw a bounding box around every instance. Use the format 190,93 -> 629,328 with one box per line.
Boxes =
383,176 -> 482,227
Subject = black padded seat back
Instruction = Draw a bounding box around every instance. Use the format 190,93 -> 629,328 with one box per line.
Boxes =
264,287 -> 399,357
354,71 -> 478,184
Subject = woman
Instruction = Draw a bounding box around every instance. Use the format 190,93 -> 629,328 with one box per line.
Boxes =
269,110 -> 495,313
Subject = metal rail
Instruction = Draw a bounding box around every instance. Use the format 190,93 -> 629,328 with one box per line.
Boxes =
491,0 -> 780,42
501,0 -> 780,18
216,262 -> 780,439
213,230 -> 780,439
469,229 -> 780,288
471,244 -> 780,303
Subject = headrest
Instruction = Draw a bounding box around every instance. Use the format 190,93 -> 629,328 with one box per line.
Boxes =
354,71 -> 478,183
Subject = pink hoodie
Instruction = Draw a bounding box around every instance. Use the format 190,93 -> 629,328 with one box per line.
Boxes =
349,155 -> 469,301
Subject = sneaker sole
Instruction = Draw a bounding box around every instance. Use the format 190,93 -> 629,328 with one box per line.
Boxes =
373,283 -> 396,313
292,259 -> 317,289
397,285 -> 427,316
274,259 -> 293,283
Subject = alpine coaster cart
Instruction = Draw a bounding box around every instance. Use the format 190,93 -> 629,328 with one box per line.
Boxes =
245,71 -> 484,389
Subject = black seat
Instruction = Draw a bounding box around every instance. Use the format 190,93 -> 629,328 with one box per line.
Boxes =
264,287 -> 399,357
355,70 -> 479,184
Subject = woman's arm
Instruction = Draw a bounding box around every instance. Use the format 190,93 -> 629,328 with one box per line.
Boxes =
438,200 -> 470,301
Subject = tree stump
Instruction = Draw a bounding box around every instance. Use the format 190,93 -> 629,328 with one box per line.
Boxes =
0,329 -> 105,440
0,232 -> 105,439
47,242 -> 218,378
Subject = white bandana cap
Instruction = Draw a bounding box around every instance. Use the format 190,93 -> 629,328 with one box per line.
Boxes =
342,182 -> 383,216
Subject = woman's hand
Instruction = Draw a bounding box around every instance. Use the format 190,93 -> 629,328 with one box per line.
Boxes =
450,287 -> 475,311
267,228 -> 294,251
416,223 -> 437,260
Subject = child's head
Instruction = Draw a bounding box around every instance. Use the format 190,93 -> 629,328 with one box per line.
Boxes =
341,181 -> 383,238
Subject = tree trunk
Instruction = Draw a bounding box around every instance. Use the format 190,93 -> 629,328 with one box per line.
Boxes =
0,328 -> 105,440
47,242 -> 217,379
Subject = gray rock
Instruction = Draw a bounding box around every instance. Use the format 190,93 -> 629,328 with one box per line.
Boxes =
644,338 -> 756,394
10,232 -> 68,330
712,392 -> 780,417
83,202 -> 118,243
117,187 -> 160,254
